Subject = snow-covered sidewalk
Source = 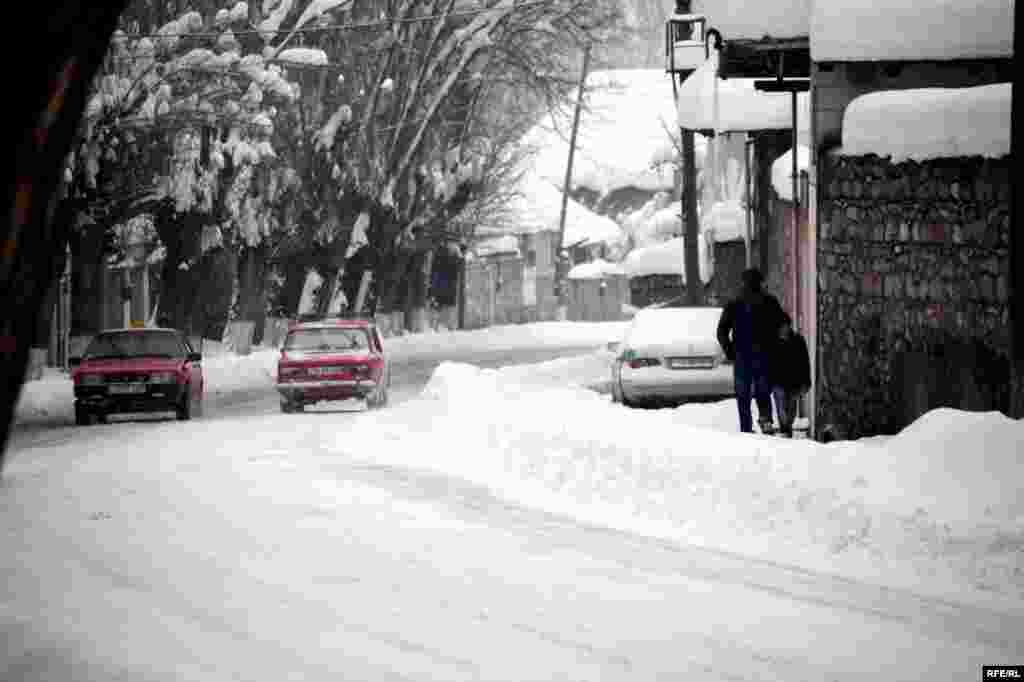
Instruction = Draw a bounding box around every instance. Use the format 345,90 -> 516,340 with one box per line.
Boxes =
12,321 -> 628,425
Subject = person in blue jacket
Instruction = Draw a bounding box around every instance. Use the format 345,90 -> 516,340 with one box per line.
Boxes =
716,268 -> 786,434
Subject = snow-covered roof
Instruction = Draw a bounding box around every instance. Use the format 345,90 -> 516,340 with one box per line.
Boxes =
771,145 -> 811,201
567,259 -> 627,280
840,83 -> 1011,162
694,0 -> 810,40
676,52 -> 811,136
495,176 -> 624,248
622,200 -> 683,249
811,0 -> 1014,62
475,235 -> 520,257
520,69 -> 683,196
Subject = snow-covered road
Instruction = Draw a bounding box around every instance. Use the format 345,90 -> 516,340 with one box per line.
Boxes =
3,330 -> 1023,680
2,404 -> 1021,681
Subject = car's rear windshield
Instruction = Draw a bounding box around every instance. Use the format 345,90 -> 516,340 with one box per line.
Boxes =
84,331 -> 187,359
284,327 -> 371,352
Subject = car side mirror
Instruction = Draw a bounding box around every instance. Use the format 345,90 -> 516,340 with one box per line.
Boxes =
187,352 -> 202,363
68,356 -> 81,367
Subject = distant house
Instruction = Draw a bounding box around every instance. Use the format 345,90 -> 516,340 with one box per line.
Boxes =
808,0 -> 1014,437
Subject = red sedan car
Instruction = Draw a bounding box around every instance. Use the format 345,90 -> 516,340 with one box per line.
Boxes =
70,328 -> 205,425
276,317 -> 390,413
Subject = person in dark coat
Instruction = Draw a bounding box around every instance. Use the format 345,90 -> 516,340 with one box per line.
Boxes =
769,312 -> 812,438
717,268 -> 786,434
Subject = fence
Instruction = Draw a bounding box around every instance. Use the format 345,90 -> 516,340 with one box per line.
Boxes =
567,276 -> 630,322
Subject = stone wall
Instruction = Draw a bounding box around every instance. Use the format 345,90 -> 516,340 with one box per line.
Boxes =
817,154 -> 1012,437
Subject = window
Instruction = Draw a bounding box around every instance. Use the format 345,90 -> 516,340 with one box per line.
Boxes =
84,331 -> 187,359
526,250 -> 537,268
284,327 -> 371,351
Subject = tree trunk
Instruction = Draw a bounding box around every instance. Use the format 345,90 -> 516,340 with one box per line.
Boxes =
238,244 -> 268,343
71,221 -> 107,335
277,259 -> 308,318
379,248 -> 415,315
407,249 -> 434,332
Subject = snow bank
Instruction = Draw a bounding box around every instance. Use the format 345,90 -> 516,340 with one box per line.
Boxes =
567,259 -> 626,280
335,362 -> 1024,604
694,0 -> 810,40
520,70 -> 680,196
13,322 -> 627,425
841,84 -> 1011,162
811,0 -> 1014,62
677,52 -> 812,136
771,145 -> 810,201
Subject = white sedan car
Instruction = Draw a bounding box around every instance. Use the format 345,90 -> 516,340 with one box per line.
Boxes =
610,306 -> 735,407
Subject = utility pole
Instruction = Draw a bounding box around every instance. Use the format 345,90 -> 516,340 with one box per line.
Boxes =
554,44 -> 591,318
681,126 -> 702,305
1012,0 -> 1023,416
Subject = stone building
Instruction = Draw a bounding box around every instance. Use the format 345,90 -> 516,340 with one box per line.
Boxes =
807,0 -> 1014,438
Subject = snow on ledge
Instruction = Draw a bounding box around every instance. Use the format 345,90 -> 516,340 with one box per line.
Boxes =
841,84 -> 1011,162
812,0 -> 1014,62
567,259 -> 626,280
694,0 -> 809,40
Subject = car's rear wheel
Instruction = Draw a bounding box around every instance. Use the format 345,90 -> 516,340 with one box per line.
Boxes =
280,399 -> 302,413
176,387 -> 192,421
367,384 -> 388,409
74,405 -> 90,426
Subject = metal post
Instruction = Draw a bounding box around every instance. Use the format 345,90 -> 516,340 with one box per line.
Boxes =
354,269 -> 373,313
681,126 -> 702,305
555,44 -> 591,311
744,135 -> 754,268
791,89 -> 800,331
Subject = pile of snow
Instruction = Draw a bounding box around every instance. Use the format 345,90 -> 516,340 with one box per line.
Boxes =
694,0 -> 810,40
811,0 -> 1015,62
520,70 -> 681,196
840,84 -> 1011,162
488,175 -> 623,248
567,259 -> 626,280
677,51 -> 811,136
624,306 -> 723,349
336,363 -> 1024,603
771,145 -> 810,201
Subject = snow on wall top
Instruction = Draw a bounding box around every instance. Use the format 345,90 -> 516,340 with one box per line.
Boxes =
676,52 -> 812,135
567,259 -> 627,280
811,0 -> 1014,62
521,69 -> 681,196
501,176 -> 624,248
840,83 -> 1011,162
694,0 -> 810,39
771,145 -> 810,201
475,235 -> 520,257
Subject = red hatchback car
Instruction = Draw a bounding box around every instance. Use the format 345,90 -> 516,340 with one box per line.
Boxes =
70,328 -> 205,425
276,317 -> 390,413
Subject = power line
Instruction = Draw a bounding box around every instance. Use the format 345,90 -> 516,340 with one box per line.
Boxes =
117,0 -> 558,41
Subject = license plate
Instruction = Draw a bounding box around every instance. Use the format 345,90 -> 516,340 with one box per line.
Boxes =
669,357 -> 714,370
311,366 -> 348,376
109,383 -> 146,394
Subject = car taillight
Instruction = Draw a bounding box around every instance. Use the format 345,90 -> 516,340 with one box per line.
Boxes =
279,365 -> 304,379
628,358 -> 661,369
